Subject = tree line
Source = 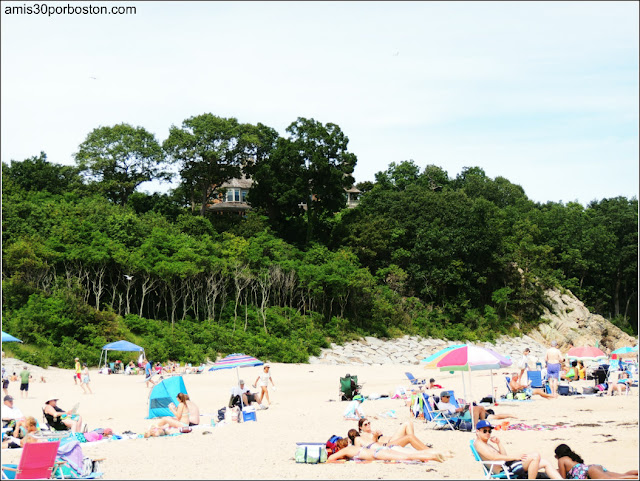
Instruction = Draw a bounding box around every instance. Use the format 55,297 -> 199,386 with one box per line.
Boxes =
2,115 -> 637,367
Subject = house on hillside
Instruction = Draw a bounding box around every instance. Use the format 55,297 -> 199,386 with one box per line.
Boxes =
206,176 -> 360,215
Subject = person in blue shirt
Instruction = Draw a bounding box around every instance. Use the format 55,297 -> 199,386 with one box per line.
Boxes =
144,359 -> 156,388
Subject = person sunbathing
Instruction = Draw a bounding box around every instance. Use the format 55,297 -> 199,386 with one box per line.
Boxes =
474,420 -> 562,479
357,418 -> 425,447
348,428 -> 433,451
608,371 -> 631,396
554,443 -> 638,479
327,437 -> 449,462
143,421 -> 182,438
509,373 -> 555,399
43,397 -> 83,432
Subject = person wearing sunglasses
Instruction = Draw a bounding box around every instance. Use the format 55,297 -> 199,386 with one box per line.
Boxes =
473,420 -> 562,479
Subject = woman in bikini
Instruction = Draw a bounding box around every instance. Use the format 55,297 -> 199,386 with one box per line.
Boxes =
348,428 -> 434,451
357,418 -> 428,448
167,393 -> 191,427
554,444 -> 638,479
327,437 -> 449,463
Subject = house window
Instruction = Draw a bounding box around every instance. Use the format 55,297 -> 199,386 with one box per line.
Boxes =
242,191 -> 247,202
235,190 -> 240,202
225,189 -> 241,202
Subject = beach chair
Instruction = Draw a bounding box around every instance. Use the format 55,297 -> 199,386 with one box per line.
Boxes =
338,374 -> 360,401
526,370 -> 551,393
52,440 -> 104,479
501,377 -> 531,401
404,372 -> 426,386
469,439 -> 513,479
1,440 -> 60,479
422,393 -> 455,430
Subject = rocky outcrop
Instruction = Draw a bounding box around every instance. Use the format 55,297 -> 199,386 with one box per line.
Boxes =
529,287 -> 637,352
308,287 -> 638,366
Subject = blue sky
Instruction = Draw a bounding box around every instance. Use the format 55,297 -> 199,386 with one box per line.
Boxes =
1,1 -> 638,205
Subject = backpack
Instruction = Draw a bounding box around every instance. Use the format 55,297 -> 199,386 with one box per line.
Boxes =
325,435 -> 342,455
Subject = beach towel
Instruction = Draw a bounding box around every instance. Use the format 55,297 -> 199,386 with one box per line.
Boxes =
506,423 -> 570,431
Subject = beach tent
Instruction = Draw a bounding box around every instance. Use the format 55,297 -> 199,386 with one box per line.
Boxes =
98,340 -> 145,370
1,331 -> 22,343
147,375 -> 188,419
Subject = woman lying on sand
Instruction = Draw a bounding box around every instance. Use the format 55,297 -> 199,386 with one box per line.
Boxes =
357,419 -> 427,447
554,444 -> 639,479
327,437 -> 450,463
348,428 -> 433,451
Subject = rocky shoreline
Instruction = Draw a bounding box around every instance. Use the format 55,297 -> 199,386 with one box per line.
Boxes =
307,334 -> 547,366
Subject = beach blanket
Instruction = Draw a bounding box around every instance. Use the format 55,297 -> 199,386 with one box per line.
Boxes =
506,423 -> 571,431
330,459 -> 424,464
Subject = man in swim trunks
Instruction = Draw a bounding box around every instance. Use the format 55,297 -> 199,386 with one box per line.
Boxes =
474,420 -> 562,479
545,340 -> 564,397
509,374 -> 555,399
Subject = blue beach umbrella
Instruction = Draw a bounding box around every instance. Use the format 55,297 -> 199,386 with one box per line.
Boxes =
612,346 -> 638,355
1,331 -> 22,343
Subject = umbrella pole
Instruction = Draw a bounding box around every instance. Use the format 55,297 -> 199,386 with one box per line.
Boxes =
461,371 -> 467,401
236,367 -> 244,421
490,369 -> 495,404
468,364 -> 474,432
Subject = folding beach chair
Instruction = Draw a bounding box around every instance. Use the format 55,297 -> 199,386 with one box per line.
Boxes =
52,440 -> 104,479
469,439 -> 513,479
338,374 -> 360,401
422,393 -> 456,430
526,370 -> 551,393
1,440 -> 60,479
404,372 -> 426,386
501,377 -> 531,401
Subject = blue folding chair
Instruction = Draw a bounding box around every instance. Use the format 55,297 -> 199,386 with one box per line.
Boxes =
469,439 -> 513,479
405,372 -> 426,385
422,393 -> 455,430
527,370 -> 551,393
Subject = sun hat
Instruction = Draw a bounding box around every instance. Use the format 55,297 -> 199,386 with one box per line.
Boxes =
45,396 -> 59,404
476,420 -> 493,430
264,364 -> 270,368
75,357 -> 79,360
239,380 -> 244,384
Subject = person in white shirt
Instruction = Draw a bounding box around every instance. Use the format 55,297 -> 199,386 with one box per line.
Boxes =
2,395 -> 26,433
343,395 -> 366,420
436,392 -> 489,427
230,380 -> 264,409
518,348 -> 531,382
253,364 -> 275,406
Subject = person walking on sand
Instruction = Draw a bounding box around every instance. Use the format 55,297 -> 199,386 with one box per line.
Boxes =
518,348 -> 531,382
18,366 -> 30,399
545,340 -> 564,397
253,364 -> 275,406
80,364 -> 92,394
74,358 -> 81,385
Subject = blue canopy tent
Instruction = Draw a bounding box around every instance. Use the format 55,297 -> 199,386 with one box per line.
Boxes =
147,375 -> 188,419
99,340 -> 145,370
1,331 -> 23,343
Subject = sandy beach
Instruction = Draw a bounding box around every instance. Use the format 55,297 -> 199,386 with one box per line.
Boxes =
2,362 -> 638,479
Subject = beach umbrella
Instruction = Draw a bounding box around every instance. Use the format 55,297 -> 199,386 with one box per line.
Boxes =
209,353 -> 264,414
1,331 -> 22,343
567,346 -> 607,361
436,344 -> 512,432
421,344 -> 466,368
611,346 -> 638,356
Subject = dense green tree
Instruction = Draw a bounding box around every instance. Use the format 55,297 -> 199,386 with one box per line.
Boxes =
2,152 -> 84,195
163,114 -> 262,216
75,124 -> 169,206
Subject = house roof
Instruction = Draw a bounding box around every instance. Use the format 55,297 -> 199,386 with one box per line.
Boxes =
220,177 -> 253,189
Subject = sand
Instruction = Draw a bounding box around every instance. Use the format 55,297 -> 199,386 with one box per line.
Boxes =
2,362 -> 638,479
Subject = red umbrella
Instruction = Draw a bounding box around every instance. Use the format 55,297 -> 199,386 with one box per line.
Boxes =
567,346 -> 606,361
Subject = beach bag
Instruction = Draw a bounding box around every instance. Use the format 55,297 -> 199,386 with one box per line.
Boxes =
515,392 -> 528,400
217,407 -> 227,422
595,383 -> 608,392
582,386 -> 597,394
455,419 -> 473,431
295,443 -> 327,464
325,435 -> 342,455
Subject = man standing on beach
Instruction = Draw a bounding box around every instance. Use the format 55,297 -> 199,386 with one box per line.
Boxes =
144,359 -> 156,388
545,340 -> 564,398
19,366 -> 30,399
